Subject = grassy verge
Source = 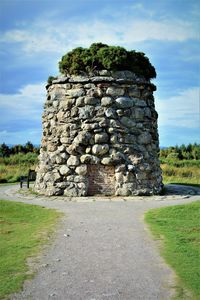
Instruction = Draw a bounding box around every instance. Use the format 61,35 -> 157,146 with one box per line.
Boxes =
145,201 -> 200,299
0,200 -> 62,299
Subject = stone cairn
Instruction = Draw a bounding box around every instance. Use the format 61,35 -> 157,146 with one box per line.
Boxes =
34,70 -> 163,196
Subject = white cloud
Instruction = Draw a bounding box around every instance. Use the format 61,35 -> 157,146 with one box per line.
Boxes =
0,83 -> 45,120
0,83 -> 45,144
0,15 -> 198,56
156,87 -> 200,129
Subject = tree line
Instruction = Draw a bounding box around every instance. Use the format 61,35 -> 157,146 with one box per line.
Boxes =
0,142 -> 40,157
160,143 -> 200,160
1,142 -> 199,160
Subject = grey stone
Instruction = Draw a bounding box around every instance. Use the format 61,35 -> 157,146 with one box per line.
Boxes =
101,157 -> 113,165
75,165 -> 87,176
69,75 -> 89,83
128,87 -> 140,97
99,118 -> 108,127
79,106 -> 95,119
101,97 -> 113,106
71,107 -> 78,117
66,88 -> 85,97
53,100 -> 59,108
87,87 -> 103,97
105,108 -> 116,118
115,164 -> 126,172
60,137 -> 72,144
84,96 -> 100,105
51,89 -> 65,101
74,175 -> 86,183
106,87 -> 124,97
67,156 -> 80,166
136,172 -> 147,180
144,107 -> 152,118
120,116 -> 136,128
52,170 -> 61,182
84,83 -> 95,89
115,97 -> 135,108
92,144 -> 109,156
127,164 -> 135,171
95,132 -> 109,143
81,122 -> 99,131
112,70 -> 136,80
59,165 -> 71,175
138,132 -> 152,145
134,108 -> 144,119
116,109 -> 124,116
64,186 -> 79,197
73,132 -> 92,145
57,145 -> 65,152
135,99 -> 147,107
59,98 -> 75,109
91,76 -> 114,82
76,97 -> 85,107
98,70 -> 111,76
80,154 -> 100,164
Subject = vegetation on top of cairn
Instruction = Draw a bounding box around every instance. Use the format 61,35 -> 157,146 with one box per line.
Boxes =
58,43 -> 156,80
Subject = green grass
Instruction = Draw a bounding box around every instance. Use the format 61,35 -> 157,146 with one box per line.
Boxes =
0,153 -> 38,183
0,200 -> 62,299
145,201 -> 200,300
161,159 -> 200,186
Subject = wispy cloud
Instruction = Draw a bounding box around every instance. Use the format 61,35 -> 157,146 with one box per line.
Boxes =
156,87 -> 200,129
0,14 -> 198,56
0,83 -> 45,121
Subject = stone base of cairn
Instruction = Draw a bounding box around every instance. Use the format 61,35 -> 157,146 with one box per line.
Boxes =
34,70 -> 163,196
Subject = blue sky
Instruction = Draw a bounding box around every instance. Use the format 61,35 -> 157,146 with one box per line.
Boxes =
0,0 -> 199,147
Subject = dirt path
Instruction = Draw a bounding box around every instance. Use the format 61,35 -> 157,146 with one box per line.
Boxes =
1,184 -> 200,300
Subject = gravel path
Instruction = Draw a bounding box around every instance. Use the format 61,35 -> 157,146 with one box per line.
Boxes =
1,184 -> 200,300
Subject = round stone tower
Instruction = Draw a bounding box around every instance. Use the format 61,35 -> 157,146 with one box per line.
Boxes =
34,70 -> 163,196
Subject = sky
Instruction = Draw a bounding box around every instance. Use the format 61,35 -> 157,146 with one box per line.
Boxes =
0,0 -> 199,147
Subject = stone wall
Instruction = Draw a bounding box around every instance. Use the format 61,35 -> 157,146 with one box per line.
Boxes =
34,70 -> 163,196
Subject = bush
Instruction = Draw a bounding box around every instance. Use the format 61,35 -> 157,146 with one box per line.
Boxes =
47,76 -> 58,85
58,43 -> 156,80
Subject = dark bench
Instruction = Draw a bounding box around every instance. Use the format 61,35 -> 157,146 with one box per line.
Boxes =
20,169 -> 36,188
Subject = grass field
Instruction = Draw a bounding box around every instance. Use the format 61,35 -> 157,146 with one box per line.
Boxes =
0,200 -> 61,299
145,201 -> 200,300
0,154 -> 199,187
0,153 -> 38,183
160,159 -> 200,186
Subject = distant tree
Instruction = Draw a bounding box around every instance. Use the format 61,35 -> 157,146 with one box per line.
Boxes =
10,144 -> 25,154
25,141 -> 34,153
0,143 -> 10,157
160,143 -> 200,160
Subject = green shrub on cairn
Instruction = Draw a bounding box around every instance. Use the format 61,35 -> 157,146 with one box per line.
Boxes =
58,43 -> 156,80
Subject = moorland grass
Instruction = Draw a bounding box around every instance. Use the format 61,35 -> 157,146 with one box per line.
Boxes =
0,200 -> 61,299
145,201 -> 200,299
1,154 -> 199,187
0,153 -> 38,183
160,159 -> 200,186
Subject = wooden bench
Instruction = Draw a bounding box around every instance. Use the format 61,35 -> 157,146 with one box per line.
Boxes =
20,169 -> 36,188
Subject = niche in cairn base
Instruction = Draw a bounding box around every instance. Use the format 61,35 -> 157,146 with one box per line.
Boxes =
87,165 -> 115,196
34,70 -> 163,196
